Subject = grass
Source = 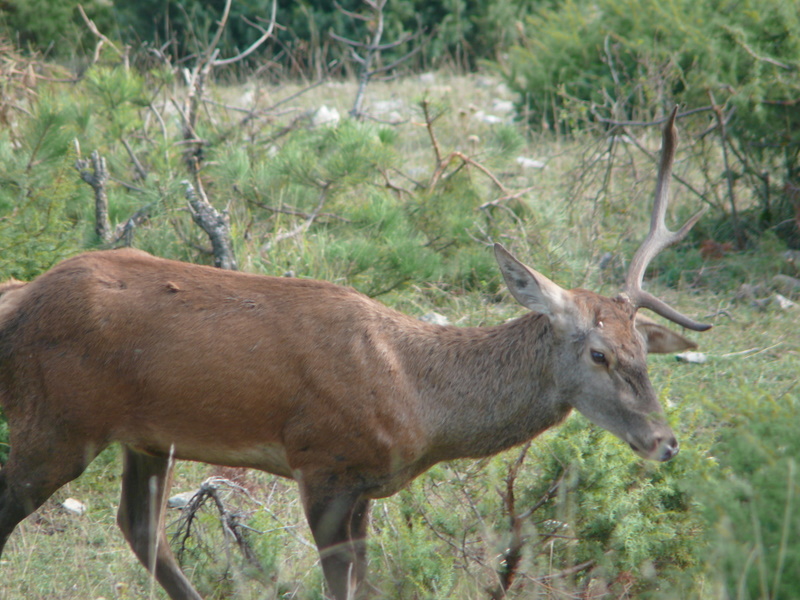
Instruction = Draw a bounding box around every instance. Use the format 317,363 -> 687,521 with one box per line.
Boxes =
1,69 -> 798,599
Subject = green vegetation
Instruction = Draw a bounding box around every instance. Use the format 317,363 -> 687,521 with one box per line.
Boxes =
0,4 -> 798,598
503,0 -> 800,248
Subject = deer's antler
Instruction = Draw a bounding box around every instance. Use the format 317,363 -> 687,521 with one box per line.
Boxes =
620,107 -> 711,331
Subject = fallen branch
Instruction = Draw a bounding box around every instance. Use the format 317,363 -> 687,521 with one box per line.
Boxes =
173,477 -> 265,576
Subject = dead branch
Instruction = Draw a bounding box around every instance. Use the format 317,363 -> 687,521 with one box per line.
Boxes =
182,178 -> 238,270
332,0 -> 423,118
421,99 -> 445,165
248,198 -> 350,223
77,4 -> 129,69
75,148 -> 112,244
178,0 -> 278,175
487,442 -> 532,599
594,105 -> 715,127
721,24 -> 795,71
430,151 -> 510,194
113,203 -> 153,247
478,185 -> 537,211
121,138 -> 147,181
173,477 -> 265,576
708,91 -> 745,248
215,0 -> 278,67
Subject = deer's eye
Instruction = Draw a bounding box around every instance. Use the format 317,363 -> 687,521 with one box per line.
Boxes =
590,350 -> 607,366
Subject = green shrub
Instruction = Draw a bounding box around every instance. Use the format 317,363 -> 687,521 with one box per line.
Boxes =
0,94 -> 85,280
0,0 -> 113,58
504,0 -> 800,246
697,392 -> 800,599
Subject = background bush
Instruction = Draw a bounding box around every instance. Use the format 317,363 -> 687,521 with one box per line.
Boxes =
503,0 -> 800,247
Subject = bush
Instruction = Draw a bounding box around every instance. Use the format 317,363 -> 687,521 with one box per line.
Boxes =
0,0 -> 113,58
504,0 -> 800,246
697,392 -> 800,599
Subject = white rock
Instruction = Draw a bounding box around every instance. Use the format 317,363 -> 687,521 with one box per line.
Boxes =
168,491 -> 197,509
774,293 -> 796,310
495,82 -> 512,96
472,111 -> 503,125
238,89 -> 255,108
312,105 -> 340,128
492,99 -> 515,114
419,72 -> 437,84
61,498 -> 86,516
516,156 -> 546,169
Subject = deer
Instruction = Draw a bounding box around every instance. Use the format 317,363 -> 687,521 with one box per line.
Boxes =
0,108 -> 709,600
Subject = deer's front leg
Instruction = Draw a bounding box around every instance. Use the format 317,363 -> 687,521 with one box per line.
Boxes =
299,474 -> 372,600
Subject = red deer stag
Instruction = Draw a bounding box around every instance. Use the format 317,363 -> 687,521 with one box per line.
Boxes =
0,108 -> 708,600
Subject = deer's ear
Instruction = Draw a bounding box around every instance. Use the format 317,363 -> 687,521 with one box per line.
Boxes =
494,244 -> 573,320
635,313 -> 698,354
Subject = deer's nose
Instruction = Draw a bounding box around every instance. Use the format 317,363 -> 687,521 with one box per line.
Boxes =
656,436 -> 679,462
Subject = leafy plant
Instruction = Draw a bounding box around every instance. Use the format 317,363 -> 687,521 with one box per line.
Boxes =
696,391 -> 800,599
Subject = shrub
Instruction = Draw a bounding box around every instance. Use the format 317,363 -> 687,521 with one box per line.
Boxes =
697,392 -> 800,599
504,0 -> 800,246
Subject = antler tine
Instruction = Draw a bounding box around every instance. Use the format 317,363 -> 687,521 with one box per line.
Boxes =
621,107 -> 711,332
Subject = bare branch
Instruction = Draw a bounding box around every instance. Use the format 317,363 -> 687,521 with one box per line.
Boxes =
113,203 -> 153,247
367,41 -> 423,76
421,99 -> 445,165
721,24 -> 795,71
214,0 -> 278,67
121,138 -> 148,181
594,105 -> 715,127
708,91 -> 745,249
333,0 -> 372,21
77,4 -> 128,68
183,179 -> 238,270
332,0 -> 422,118
75,148 -> 112,244
204,0 -> 233,66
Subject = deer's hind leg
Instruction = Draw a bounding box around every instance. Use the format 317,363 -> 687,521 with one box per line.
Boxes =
117,446 -> 201,600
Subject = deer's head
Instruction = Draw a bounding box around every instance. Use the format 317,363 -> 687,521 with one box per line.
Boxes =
495,108 -> 709,462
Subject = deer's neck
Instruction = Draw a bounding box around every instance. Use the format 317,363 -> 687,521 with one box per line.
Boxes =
400,312 -> 573,462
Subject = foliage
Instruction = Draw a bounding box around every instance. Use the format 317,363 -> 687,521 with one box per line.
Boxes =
506,0 -> 799,128
696,389 -> 800,599
504,0 -> 800,247
0,94 -> 85,279
3,0 -> 545,74
0,0 -> 113,58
